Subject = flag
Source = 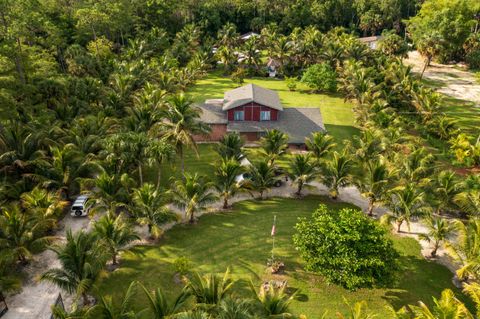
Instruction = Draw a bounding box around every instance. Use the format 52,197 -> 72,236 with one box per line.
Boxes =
271,224 -> 276,236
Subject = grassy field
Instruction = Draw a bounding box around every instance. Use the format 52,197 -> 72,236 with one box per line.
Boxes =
94,196 -> 469,317
188,73 -> 359,144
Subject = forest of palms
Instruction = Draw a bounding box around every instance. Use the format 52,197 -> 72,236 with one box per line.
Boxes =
1,0 -> 480,318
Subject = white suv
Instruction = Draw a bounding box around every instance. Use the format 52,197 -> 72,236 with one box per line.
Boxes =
70,195 -> 91,217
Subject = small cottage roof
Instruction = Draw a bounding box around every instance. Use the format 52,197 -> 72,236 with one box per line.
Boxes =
223,84 -> 283,111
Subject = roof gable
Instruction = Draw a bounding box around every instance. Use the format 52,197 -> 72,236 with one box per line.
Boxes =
223,84 -> 283,111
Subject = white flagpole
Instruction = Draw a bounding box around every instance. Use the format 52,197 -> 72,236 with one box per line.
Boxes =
272,215 -> 276,261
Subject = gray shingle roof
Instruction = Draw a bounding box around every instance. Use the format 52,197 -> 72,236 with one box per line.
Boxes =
226,108 -> 325,144
197,102 -> 228,124
223,84 -> 283,111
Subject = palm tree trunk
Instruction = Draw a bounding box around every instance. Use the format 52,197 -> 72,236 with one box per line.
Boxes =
431,241 -> 439,257
296,182 -> 303,196
223,195 -> 229,209
189,210 -> 195,224
138,164 -> 143,185
156,163 -> 162,191
397,220 -> 403,233
368,198 -> 375,216
420,56 -> 431,80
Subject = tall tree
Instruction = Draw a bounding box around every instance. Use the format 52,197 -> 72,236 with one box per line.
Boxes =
288,154 -> 318,196
321,151 -> 354,200
213,158 -> 244,209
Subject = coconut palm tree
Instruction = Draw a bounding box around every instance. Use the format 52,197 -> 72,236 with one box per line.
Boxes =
432,170 -> 462,215
161,94 -> 211,175
90,281 -> 141,319
382,183 -> 430,233
0,205 -> 54,264
20,187 -> 67,230
246,160 -> 277,200
131,183 -> 177,238
356,158 -> 396,216
147,140 -> 176,191
216,297 -> 254,319
336,300 -> 376,319
186,269 -> 235,307
38,143 -> 103,199
140,282 -> 190,319
446,219 -> 480,281
305,131 -> 336,163
411,289 -> 473,319
92,213 -> 139,265
41,230 -> 108,305
399,147 -> 435,185
288,154 -> 318,196
260,129 -> 288,165
170,174 -> 217,224
321,151 -> 354,200
215,132 -> 245,161
241,37 -> 261,73
214,158 -> 244,209
86,172 -> 135,214
419,216 -> 455,257
250,282 -> 294,317
454,190 -> 480,217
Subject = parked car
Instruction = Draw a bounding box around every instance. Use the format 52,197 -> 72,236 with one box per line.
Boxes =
70,195 -> 91,217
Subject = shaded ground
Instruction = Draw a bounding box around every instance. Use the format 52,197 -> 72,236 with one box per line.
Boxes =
404,51 -> 480,135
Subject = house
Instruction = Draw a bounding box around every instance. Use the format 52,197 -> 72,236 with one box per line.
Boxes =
240,32 -> 259,41
358,35 -> 383,49
196,84 -> 325,146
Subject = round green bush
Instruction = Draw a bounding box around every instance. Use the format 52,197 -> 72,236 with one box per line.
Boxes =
293,205 -> 399,290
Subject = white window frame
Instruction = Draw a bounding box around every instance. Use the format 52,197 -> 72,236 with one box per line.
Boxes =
234,110 -> 245,121
260,110 -> 271,121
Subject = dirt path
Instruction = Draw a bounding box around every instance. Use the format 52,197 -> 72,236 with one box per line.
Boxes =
4,182 -> 460,318
404,51 -> 480,107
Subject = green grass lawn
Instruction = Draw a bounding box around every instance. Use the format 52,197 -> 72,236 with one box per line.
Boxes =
188,72 -> 359,144
440,96 -> 480,137
94,196 -> 469,317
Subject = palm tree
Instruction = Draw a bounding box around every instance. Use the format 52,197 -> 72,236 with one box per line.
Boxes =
140,282 -> 190,318
41,230 -> 108,305
288,154 -> 318,196
463,282 -> 480,317
0,205 -> 54,264
214,158 -> 244,209
260,129 -> 288,165
93,213 -> 139,265
382,183 -> 430,233
162,93 -> 211,175
131,183 -> 177,238
336,300 -> 376,319
419,216 -> 455,257
216,297 -> 254,319
85,172 -> 135,215
21,186 -> 67,230
90,281 -> 141,319
186,269 -> 234,307
146,140 -> 175,191
215,132 -> 245,161
356,158 -> 396,216
246,160 -> 276,200
432,170 -> 462,215
446,219 -> 480,281
321,151 -> 354,200
250,282 -> 294,317
454,190 -> 480,217
241,37 -> 261,72
411,289 -> 473,318
170,173 -> 217,223
305,131 -> 336,163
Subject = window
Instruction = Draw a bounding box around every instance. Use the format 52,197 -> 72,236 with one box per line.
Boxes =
260,110 -> 271,121
234,110 -> 244,121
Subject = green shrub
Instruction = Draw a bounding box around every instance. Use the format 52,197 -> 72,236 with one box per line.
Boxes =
231,68 -> 245,86
285,76 -> 298,91
293,205 -> 399,290
173,256 -> 192,275
301,63 -> 337,93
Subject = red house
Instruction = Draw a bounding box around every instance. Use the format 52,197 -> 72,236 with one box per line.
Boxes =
196,84 -> 325,145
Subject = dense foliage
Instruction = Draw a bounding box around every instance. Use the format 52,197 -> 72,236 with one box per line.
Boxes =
293,205 -> 399,290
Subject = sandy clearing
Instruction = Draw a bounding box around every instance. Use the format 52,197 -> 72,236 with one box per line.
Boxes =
4,182 -> 460,318
404,51 -> 480,107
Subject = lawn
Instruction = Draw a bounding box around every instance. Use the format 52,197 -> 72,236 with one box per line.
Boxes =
94,196 -> 470,317
188,72 -> 359,144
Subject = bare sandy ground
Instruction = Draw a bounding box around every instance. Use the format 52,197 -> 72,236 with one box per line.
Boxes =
404,51 -> 480,107
4,182 -> 460,318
